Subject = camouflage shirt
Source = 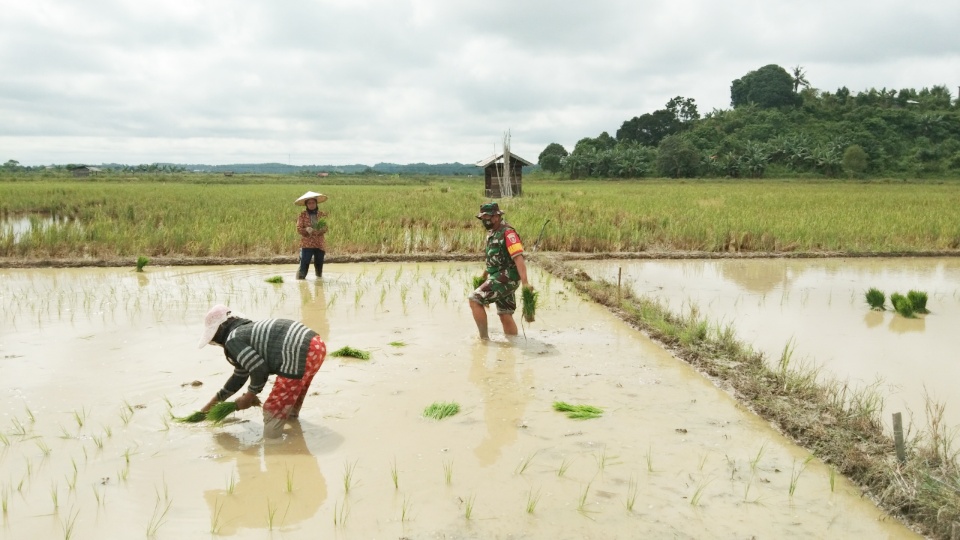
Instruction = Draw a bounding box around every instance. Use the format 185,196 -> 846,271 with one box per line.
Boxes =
484,224 -> 523,282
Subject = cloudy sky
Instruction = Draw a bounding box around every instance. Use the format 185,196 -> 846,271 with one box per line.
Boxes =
2,0 -> 958,167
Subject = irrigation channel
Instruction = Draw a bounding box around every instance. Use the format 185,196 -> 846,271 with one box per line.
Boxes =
0,262 -> 925,538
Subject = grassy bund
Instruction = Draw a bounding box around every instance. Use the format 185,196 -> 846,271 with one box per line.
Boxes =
4,173 -> 960,536
2,174 -> 960,262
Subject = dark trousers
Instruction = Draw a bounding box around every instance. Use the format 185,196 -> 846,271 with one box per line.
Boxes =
297,248 -> 325,278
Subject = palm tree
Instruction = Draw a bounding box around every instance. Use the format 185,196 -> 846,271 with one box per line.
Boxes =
791,65 -> 810,93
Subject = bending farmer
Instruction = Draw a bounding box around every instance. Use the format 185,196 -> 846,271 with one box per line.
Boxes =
198,304 -> 327,438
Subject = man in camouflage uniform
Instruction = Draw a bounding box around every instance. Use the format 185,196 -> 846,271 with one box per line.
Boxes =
469,202 -> 534,339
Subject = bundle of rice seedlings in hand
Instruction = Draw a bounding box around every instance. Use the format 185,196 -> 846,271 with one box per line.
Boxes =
315,219 -> 327,230
423,401 -> 460,420
331,346 -> 371,360
521,286 -> 539,322
206,401 -> 238,424
472,275 -> 485,290
553,401 -> 603,420
174,411 -> 207,423
865,287 -> 885,311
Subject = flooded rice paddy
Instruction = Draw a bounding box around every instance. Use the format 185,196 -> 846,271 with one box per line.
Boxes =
0,262 -> 922,539
580,257 -> 960,435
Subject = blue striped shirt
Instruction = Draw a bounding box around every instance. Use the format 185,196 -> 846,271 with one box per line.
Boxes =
216,319 -> 318,398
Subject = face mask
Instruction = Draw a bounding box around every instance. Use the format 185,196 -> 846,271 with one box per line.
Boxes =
482,218 -> 494,230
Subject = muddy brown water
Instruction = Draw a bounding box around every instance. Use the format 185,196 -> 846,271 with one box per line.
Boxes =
0,263 -> 921,538
579,257 -> 960,435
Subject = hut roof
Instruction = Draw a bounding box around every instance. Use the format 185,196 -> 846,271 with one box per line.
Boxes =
475,152 -> 533,168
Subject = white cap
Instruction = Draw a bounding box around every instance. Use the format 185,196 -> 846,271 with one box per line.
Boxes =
198,304 -> 231,348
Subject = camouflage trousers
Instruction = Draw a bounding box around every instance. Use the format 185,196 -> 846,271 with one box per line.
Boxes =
468,277 -> 519,315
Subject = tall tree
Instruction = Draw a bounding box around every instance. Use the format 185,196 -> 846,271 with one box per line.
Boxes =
791,65 -> 810,93
538,143 -> 568,173
731,64 -> 801,109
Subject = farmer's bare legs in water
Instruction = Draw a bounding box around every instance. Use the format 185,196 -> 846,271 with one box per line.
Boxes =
470,300 -> 518,339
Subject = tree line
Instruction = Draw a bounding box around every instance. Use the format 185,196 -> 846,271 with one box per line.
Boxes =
538,64 -> 959,179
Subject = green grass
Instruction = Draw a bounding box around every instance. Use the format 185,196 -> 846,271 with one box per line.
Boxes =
330,346 -> 371,360
4,178 -> 960,260
422,401 -> 460,420
553,401 -> 603,420
265,275 -> 284,284
865,287 -> 886,310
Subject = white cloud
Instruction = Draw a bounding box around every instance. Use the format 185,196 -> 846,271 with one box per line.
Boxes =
1,0 -> 958,166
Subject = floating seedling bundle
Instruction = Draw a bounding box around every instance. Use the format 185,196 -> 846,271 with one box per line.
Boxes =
865,287 -> 885,311
553,401 -> 603,420
423,401 -> 460,420
331,345 -> 371,360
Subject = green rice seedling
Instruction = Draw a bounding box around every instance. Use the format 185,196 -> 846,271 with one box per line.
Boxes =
92,435 -> 103,449
162,395 -> 173,408
525,487 -> 541,514
333,499 -> 349,528
521,285 -> 539,323
907,290 -> 929,313
120,408 -> 133,426
25,406 -> 35,423
343,459 -> 358,495
423,401 -> 460,420
330,346 -> 371,360
147,488 -> 172,536
443,459 -> 453,485
36,439 -> 52,457
50,482 -> 59,511
401,496 -> 411,523
160,417 -> 170,432
286,466 -> 295,493
646,445 -> 655,473
577,481 -> 593,515
777,338 -> 795,379
0,432 -> 9,446
57,424 -> 73,440
206,401 -> 238,424
553,401 -> 603,420
515,450 -> 538,475
390,458 -> 399,490
118,465 -> 129,483
463,494 -> 476,520
625,474 -> 638,511
174,411 -> 206,423
388,341 -> 406,347
266,499 -> 277,531
66,469 -> 78,492
60,508 -> 79,540
789,456 -> 814,497
690,477 -> 712,506
103,425 -> 112,438
73,408 -> 87,429
2,485 -> 9,516
226,473 -> 236,495
557,457 -> 573,477
750,442 -> 766,474
92,486 -> 104,508
890,292 -> 915,317
210,498 -> 224,534
471,275 -> 484,290
265,275 -> 284,284
135,256 -> 149,272
865,288 -> 886,310
10,417 -> 26,436
698,452 -> 709,471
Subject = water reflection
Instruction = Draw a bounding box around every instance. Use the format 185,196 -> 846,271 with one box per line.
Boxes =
203,422 -> 332,534
0,213 -> 76,243
299,281 -> 330,342
863,311 -> 884,329
469,341 -> 534,467
889,313 -> 926,334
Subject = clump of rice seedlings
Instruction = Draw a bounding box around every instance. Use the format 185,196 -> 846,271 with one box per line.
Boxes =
526,487 -> 541,514
174,411 -> 206,423
553,401 -> 603,420
865,287 -> 885,310
689,477 -> 712,506
463,494 -> 476,520
443,460 -> 453,485
342,459 -> 358,495
388,341 -> 406,347
206,402 -> 238,424
907,290 -> 929,313
422,401 -> 460,420
331,346 -> 371,360
789,456 -> 813,497
625,474 -> 638,511
400,496 -> 412,522
147,484 -> 172,535
226,474 -> 237,495
577,481 -> 593,515
60,507 -> 80,540
390,458 -> 399,490
285,466 -> 295,493
265,275 -> 283,284
471,275 -> 485,290
645,446 -> 655,473
557,457 -> 573,477
135,256 -> 149,272
36,439 -> 52,457
890,293 -> 916,318
521,286 -> 539,323
210,498 -> 225,534
515,450 -> 538,475
266,499 -> 278,531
